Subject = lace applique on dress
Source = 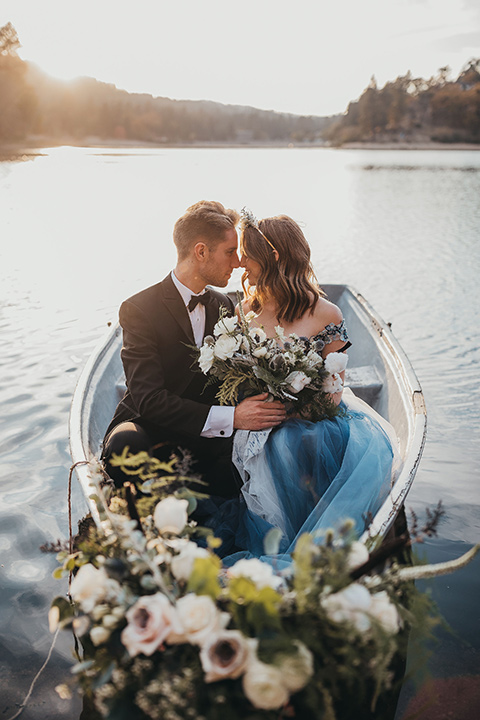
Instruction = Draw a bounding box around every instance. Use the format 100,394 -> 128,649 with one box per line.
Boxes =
311,319 -> 349,351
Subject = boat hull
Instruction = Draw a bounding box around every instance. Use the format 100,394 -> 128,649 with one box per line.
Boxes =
69,285 -> 427,540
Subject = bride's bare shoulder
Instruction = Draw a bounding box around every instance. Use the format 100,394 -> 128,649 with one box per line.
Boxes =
235,297 -> 253,318
313,297 -> 343,328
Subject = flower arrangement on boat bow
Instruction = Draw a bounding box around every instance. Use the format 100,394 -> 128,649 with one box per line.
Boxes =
49,459 -> 479,720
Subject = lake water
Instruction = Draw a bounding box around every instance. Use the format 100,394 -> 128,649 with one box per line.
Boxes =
0,146 -> 479,719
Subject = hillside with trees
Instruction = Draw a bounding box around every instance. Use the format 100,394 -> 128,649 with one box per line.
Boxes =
0,23 -> 332,148
325,60 -> 480,146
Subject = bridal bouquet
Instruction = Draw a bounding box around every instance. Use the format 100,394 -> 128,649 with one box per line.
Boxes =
49,458 -> 479,720
197,305 -> 347,421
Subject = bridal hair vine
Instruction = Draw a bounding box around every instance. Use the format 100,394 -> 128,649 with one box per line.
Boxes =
240,206 -> 279,257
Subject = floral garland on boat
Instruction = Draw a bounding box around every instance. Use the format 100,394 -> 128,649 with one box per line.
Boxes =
48,458 -> 479,720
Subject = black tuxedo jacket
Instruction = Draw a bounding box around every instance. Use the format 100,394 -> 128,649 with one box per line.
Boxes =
105,273 -> 235,442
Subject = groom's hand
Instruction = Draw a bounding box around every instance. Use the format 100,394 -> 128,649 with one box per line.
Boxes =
233,393 -> 286,431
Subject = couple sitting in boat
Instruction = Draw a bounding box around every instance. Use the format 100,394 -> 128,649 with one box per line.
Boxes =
103,200 -> 396,559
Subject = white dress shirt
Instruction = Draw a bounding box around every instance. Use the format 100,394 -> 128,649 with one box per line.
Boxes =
171,272 -> 234,438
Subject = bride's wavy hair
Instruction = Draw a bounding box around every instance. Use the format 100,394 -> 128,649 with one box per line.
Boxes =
241,215 -> 323,323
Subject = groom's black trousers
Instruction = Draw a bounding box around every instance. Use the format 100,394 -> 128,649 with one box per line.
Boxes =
102,421 -> 242,500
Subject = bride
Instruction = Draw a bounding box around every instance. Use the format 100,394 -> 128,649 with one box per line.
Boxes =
207,211 -> 399,561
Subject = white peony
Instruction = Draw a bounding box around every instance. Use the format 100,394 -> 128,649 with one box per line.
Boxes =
198,343 -> 215,373
169,593 -> 230,646
153,497 -> 189,535
275,640 -> 314,693
242,659 -> 289,710
322,583 -> 372,632
285,370 -> 312,393
213,334 -> 241,360
228,558 -> 283,590
121,594 -> 182,657
324,351 -> 348,375
346,541 -> 370,570
200,630 -> 251,682
323,373 -> 344,394
170,542 -> 209,581
369,591 -> 400,634
70,564 -> 120,614
213,315 -> 238,336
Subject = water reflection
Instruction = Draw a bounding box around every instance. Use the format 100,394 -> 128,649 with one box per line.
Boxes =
0,146 -> 479,718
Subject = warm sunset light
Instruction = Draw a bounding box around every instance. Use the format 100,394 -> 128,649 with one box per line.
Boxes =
2,0 -> 480,116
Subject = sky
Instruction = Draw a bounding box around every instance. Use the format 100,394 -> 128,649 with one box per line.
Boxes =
2,0 -> 480,117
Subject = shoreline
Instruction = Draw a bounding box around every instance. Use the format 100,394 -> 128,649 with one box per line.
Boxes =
2,138 -> 480,160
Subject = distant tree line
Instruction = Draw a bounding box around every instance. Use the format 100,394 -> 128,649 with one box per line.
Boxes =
0,23 -> 331,147
325,60 -> 480,145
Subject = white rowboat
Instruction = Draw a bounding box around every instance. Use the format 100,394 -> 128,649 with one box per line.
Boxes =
69,285 -> 427,541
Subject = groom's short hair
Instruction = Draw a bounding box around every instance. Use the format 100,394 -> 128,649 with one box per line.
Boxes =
173,201 -> 239,260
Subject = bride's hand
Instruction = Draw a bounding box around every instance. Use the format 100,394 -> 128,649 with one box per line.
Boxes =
234,393 -> 286,431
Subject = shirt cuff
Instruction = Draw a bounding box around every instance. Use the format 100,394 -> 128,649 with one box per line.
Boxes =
200,405 -> 235,438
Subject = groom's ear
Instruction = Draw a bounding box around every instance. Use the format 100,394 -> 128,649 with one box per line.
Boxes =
193,240 -> 208,262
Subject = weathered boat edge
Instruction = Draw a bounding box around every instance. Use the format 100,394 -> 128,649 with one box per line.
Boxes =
69,285 -> 427,544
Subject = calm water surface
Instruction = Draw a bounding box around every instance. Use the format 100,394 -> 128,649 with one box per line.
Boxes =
0,147 -> 479,718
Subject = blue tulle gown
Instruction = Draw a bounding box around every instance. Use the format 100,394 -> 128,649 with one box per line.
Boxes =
205,387 -> 399,565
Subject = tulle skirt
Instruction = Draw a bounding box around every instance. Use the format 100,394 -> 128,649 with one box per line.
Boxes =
205,389 -> 400,565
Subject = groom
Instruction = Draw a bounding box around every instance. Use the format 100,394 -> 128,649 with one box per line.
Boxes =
103,200 -> 286,498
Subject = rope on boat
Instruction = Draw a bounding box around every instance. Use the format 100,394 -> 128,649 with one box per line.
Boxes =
5,628 -> 61,720
6,461 -> 89,719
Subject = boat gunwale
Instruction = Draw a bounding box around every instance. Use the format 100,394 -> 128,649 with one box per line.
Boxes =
69,284 -> 427,542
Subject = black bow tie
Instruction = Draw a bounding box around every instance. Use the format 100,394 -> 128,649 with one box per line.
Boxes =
188,290 -> 212,312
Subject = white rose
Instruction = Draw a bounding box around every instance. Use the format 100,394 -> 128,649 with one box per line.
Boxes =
323,373 -> 344,394
324,352 -> 348,375
121,594 -> 182,657
213,334 -> 240,360
285,370 -> 312,394
243,659 -> 289,710
169,594 -> 230,646
322,583 -> 372,633
70,564 -> 114,614
251,327 -> 267,343
90,625 -> 111,646
252,346 -> 268,358
275,641 -> 314,693
369,591 -> 400,634
153,497 -> 189,535
346,541 -> 370,571
213,315 -> 238,336
200,630 -> 251,682
198,343 -> 215,373
170,542 -> 209,581
228,558 -> 283,590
